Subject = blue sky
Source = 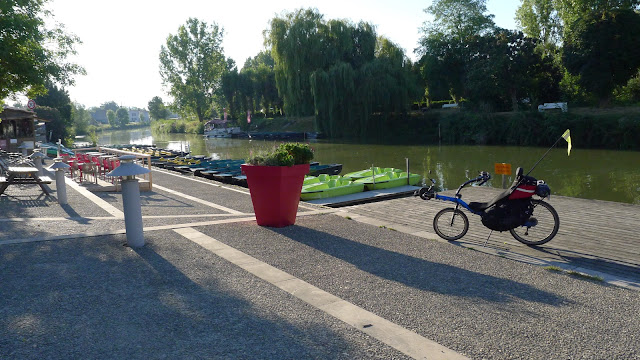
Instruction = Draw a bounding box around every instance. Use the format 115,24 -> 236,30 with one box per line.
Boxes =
44,0 -> 520,109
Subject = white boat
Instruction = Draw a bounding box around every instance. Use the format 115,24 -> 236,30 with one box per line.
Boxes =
204,119 -> 243,138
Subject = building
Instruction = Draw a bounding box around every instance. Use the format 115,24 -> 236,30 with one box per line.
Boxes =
0,106 -> 37,153
129,109 -> 149,124
90,109 -> 108,124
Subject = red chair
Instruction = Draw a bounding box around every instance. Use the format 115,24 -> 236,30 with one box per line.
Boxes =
108,158 -> 121,184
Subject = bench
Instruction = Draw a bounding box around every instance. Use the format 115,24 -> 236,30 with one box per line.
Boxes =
1,176 -> 52,185
538,102 -> 568,112
442,103 -> 459,109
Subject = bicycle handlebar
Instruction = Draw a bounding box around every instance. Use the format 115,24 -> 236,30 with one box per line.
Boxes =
475,171 -> 491,186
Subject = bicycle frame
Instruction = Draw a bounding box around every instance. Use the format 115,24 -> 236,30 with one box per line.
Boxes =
431,176 -> 486,216
432,194 -> 483,216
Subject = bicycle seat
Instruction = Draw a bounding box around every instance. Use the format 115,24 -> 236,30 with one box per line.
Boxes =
468,188 -> 512,211
468,167 -> 524,212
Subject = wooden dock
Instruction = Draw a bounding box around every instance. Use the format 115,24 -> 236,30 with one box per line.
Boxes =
337,186 -> 640,289
305,185 -> 421,207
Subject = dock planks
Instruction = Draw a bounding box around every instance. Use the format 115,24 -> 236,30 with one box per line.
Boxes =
339,186 -> 640,284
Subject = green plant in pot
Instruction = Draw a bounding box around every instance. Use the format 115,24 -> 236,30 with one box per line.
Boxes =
242,143 -> 314,227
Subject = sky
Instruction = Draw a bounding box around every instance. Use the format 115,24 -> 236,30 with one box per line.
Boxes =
42,0 -> 520,109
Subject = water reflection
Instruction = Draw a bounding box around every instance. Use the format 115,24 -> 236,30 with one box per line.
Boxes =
98,128 -> 640,204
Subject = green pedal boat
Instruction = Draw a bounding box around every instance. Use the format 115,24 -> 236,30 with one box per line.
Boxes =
353,171 -> 422,190
301,177 -> 365,201
341,167 -> 402,180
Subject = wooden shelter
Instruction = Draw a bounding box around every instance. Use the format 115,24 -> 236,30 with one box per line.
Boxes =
0,107 -> 37,153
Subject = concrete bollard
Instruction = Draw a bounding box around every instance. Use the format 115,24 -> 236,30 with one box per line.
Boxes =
107,155 -> 150,248
31,151 -> 46,176
49,158 -> 70,205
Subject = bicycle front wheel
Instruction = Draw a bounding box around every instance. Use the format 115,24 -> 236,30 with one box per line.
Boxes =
509,200 -> 559,246
433,208 -> 469,241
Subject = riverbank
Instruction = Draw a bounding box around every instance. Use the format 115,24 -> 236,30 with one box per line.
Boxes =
1,165 -> 639,359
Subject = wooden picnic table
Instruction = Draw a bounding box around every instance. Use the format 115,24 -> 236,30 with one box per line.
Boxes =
0,166 -> 53,195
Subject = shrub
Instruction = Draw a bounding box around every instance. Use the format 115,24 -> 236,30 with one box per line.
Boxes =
247,142 -> 314,166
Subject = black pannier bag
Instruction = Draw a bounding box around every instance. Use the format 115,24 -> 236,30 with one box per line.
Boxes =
481,198 -> 533,231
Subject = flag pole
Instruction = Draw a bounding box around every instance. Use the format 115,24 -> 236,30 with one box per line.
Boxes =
525,135 -> 564,177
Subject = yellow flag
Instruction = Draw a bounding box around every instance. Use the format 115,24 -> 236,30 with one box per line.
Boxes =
562,129 -> 572,156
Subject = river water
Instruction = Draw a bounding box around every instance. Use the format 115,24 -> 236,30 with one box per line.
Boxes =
98,127 -> 640,204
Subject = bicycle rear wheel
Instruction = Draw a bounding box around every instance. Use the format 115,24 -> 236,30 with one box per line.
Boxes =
509,200 -> 559,246
433,208 -> 469,241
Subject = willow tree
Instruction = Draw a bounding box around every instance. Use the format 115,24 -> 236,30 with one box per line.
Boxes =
159,18 -> 227,122
267,9 -> 327,117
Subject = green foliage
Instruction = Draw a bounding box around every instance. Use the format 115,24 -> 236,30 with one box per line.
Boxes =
115,108 -> 129,128
72,102 -> 91,135
150,119 -> 203,134
220,51 -> 281,127
418,0 -> 496,102
515,0 -> 562,55
422,0 -> 495,41
267,9 -> 327,117
411,108 -> 640,150
159,18 -> 227,122
34,82 -> 72,142
106,110 -> 116,127
0,0 -> 85,100
247,142 -> 314,166
88,130 -> 98,146
148,96 -> 168,120
269,9 -> 416,139
101,101 -> 119,112
562,9 -> 640,106
615,71 -> 640,104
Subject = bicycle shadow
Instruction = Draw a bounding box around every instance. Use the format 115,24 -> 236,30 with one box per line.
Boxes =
270,223 -> 568,306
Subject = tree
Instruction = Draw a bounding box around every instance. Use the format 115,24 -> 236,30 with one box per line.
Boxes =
107,110 -> 116,127
515,0 -> 561,56
417,0 -> 496,102
148,96 -> 168,120
562,9 -> 640,106
267,9 -> 328,117
34,82 -> 72,143
116,108 -> 129,128
422,0 -> 495,41
71,103 -> 91,135
101,101 -> 119,112
465,29 -> 559,111
159,18 -> 227,122
0,0 -> 84,103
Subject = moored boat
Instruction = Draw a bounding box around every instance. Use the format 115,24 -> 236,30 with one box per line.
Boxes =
308,163 -> 343,176
353,171 -> 422,190
342,167 -> 402,180
300,177 -> 365,201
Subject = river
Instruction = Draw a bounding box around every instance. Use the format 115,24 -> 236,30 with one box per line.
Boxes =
98,127 -> 640,204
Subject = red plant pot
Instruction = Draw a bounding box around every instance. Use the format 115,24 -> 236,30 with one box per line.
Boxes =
241,163 -> 310,227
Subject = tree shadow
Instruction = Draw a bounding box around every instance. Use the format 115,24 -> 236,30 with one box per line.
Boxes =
270,225 -> 568,306
0,234 -> 371,359
534,246 -> 640,282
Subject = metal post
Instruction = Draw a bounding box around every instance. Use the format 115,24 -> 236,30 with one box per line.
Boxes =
406,158 -> 410,185
121,177 -> 144,247
107,155 -> 150,248
49,158 -> 70,205
502,174 -> 506,189
31,151 -> 45,176
371,164 -> 375,187
55,167 -> 68,204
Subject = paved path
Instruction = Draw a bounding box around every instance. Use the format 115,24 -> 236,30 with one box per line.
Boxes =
1,167 -> 639,359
